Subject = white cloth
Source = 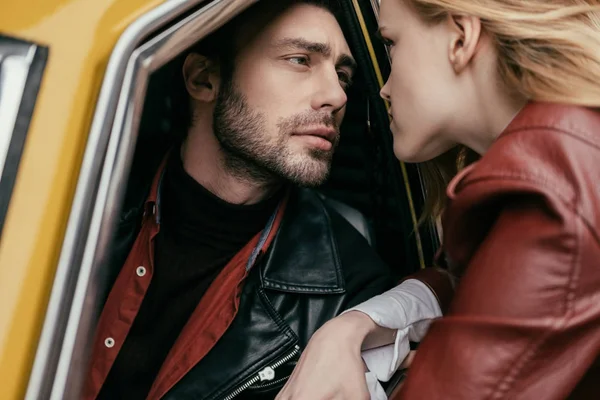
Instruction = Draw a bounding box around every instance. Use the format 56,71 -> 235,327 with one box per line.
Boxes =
348,279 -> 442,399
365,371 -> 388,400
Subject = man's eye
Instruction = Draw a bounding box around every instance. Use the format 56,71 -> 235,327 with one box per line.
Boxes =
287,56 -> 310,66
337,71 -> 353,90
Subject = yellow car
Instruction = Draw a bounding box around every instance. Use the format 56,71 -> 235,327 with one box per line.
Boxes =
0,0 -> 437,398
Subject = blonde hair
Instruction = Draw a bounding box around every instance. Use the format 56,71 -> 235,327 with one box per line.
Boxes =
412,0 -> 600,221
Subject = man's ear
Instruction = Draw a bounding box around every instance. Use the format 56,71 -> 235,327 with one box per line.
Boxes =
182,53 -> 220,102
447,14 -> 482,74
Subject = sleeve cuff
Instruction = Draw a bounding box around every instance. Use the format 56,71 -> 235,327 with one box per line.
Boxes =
401,268 -> 456,314
346,279 -> 442,382
361,327 -> 410,382
365,371 -> 389,400
347,279 -> 442,330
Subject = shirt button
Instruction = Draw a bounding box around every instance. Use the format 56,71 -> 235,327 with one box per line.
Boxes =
136,266 -> 147,277
104,337 -> 115,348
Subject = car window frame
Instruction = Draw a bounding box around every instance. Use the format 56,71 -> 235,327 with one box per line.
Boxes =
25,1 -> 256,399
365,0 -> 442,255
0,37 -> 48,238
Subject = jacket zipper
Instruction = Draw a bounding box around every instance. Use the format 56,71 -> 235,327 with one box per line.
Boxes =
221,345 -> 300,400
249,375 -> 290,390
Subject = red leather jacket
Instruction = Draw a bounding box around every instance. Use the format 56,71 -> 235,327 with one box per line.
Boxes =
397,102 -> 600,399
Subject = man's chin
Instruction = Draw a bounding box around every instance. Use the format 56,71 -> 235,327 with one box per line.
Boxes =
279,157 -> 332,188
291,177 -> 329,188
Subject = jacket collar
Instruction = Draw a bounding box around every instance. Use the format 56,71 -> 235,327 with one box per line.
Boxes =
501,102 -> 600,149
141,152 -> 345,293
142,150 -> 170,223
259,187 -> 346,294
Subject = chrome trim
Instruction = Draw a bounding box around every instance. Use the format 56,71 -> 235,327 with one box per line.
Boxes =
25,0 -> 255,399
368,0 -> 391,61
368,0 -> 437,247
0,37 -> 46,236
369,0 -> 380,20
0,45 -> 36,177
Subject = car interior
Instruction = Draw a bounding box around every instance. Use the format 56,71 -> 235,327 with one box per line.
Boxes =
127,2 -> 439,392
130,0 -> 438,283
24,1 -> 440,398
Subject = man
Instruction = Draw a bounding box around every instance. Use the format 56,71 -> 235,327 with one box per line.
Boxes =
82,1 -> 393,399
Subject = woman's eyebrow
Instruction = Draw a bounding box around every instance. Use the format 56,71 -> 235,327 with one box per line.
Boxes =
375,26 -> 388,42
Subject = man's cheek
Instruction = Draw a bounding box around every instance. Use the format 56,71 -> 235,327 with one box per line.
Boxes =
337,108 -> 347,124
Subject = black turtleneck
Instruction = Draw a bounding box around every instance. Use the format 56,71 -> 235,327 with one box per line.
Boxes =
98,152 -> 281,400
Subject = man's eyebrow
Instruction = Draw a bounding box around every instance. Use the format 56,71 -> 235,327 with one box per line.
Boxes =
274,37 -> 357,74
274,37 -> 332,57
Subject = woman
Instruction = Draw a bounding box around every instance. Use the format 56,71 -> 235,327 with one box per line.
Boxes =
277,0 -> 600,399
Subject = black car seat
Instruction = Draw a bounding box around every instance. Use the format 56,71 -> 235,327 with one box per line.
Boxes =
320,194 -> 375,246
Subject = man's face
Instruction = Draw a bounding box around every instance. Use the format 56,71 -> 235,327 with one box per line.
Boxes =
213,3 -> 356,187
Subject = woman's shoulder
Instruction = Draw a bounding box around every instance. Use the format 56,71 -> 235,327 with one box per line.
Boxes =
448,102 -> 600,221
442,103 -> 600,297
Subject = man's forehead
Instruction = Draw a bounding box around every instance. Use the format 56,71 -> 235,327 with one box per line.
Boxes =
261,4 -> 350,54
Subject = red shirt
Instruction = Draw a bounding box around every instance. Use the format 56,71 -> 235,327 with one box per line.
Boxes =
83,158 -> 287,400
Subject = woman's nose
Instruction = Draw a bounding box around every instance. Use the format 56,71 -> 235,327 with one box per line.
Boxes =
380,80 -> 391,101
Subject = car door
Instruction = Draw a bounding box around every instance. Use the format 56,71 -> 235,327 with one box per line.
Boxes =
0,1 -> 438,399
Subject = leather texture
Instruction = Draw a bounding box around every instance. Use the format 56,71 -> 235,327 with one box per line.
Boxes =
108,186 -> 393,400
395,103 -> 600,399
321,194 -> 375,246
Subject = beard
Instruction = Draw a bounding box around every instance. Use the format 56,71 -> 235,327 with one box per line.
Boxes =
212,79 -> 340,187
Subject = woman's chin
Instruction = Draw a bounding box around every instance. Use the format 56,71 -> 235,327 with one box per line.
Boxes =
392,137 -> 452,163
392,141 -> 427,163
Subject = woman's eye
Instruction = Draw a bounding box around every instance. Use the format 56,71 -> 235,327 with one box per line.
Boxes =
377,32 -> 394,47
382,38 -> 394,47
288,56 -> 310,66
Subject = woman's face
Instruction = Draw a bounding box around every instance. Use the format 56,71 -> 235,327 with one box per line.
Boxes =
378,0 -> 463,162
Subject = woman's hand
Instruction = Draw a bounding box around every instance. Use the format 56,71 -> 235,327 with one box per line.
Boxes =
276,311 -> 377,400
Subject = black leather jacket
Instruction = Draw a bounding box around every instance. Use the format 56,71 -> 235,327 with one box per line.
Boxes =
109,185 -> 393,400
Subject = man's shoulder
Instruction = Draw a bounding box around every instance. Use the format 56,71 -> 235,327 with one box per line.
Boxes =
286,187 -> 376,252
283,187 -> 388,273
261,187 -> 392,304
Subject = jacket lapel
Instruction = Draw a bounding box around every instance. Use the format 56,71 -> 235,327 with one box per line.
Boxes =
261,188 -> 345,294
160,274 -> 298,400
158,188 -> 346,399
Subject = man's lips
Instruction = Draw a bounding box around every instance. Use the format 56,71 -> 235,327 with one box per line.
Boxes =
292,127 -> 338,143
292,127 -> 338,151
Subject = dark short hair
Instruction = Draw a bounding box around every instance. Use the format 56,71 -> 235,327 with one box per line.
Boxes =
169,0 -> 341,138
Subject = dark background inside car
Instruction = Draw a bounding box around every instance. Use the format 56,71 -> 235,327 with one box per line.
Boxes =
125,0 -> 439,283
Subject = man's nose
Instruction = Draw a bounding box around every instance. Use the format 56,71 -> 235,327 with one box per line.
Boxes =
311,70 -> 348,114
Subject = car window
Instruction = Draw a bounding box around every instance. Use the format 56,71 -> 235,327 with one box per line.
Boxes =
0,36 -> 47,237
25,1 -> 254,398
26,0 -> 437,397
